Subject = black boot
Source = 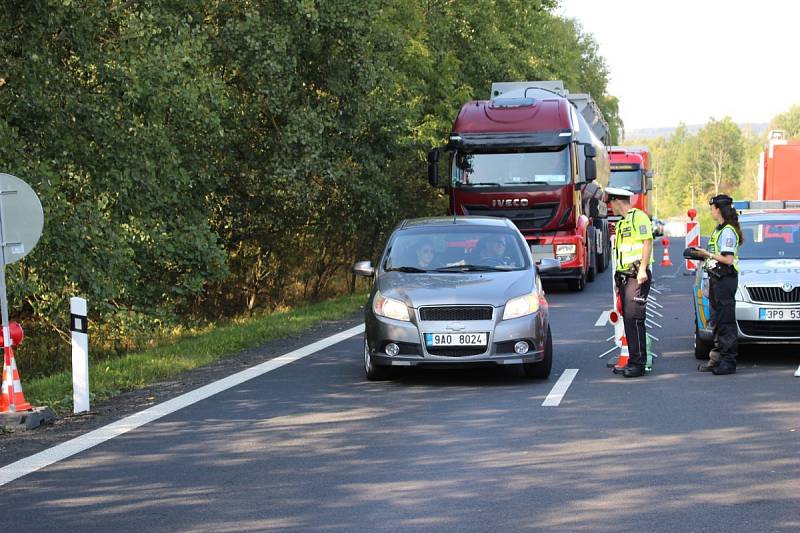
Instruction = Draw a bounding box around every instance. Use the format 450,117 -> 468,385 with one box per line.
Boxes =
712,365 -> 736,375
623,365 -> 646,378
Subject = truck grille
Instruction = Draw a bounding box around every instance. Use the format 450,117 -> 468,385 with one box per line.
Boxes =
426,347 -> 487,357
461,204 -> 557,230
739,320 -> 800,338
746,286 -> 800,303
419,306 -> 493,321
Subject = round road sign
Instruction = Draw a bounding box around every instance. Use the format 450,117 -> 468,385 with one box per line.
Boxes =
0,173 -> 44,264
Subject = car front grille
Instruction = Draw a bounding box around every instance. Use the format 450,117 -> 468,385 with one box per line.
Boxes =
739,320 -> 800,338
747,286 -> 800,303
419,306 -> 493,321
426,347 -> 487,357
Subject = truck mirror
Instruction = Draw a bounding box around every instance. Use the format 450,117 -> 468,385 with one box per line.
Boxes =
427,148 -> 440,187
646,177 -> 654,191
646,170 -> 654,179
584,144 -> 597,158
585,158 -> 597,181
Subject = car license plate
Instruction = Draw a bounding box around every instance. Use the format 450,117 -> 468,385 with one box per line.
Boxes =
425,333 -> 488,346
758,308 -> 800,321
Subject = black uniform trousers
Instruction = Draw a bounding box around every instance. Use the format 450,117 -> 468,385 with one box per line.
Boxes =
709,273 -> 738,368
618,269 -> 652,367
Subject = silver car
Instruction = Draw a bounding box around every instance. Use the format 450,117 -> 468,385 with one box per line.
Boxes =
354,217 -> 559,380
694,210 -> 800,357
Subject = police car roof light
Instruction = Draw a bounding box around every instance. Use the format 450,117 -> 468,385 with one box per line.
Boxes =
733,200 -> 750,211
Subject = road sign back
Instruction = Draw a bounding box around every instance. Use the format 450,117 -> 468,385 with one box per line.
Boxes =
0,173 -> 44,264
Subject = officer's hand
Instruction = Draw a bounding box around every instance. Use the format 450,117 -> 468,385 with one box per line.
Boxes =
696,247 -> 711,259
636,269 -> 648,285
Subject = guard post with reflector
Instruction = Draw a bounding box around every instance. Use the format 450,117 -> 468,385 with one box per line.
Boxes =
71,297 -> 90,413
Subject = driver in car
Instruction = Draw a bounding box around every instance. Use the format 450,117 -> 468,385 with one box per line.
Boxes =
478,235 -> 514,266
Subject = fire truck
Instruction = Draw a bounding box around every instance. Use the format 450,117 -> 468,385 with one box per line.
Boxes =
427,81 -> 611,291
607,146 -> 653,232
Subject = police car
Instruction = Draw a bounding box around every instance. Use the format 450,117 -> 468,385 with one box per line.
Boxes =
693,201 -> 800,358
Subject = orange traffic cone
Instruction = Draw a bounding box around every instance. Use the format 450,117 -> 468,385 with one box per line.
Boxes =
612,335 -> 630,374
660,237 -> 673,267
1,346 -> 32,412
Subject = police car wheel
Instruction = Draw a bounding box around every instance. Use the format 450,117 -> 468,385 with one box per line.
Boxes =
694,322 -> 713,360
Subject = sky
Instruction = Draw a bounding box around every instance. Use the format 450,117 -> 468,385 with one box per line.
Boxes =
558,0 -> 800,133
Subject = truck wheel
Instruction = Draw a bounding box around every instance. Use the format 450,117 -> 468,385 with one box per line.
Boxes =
523,327 -> 552,379
694,321 -> 713,360
596,221 -> 609,273
568,269 -> 586,291
586,232 -> 597,283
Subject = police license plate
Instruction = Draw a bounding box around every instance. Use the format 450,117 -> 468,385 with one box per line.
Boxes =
425,333 -> 488,346
758,308 -> 800,321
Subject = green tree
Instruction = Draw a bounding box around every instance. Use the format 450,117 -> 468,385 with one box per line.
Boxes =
695,117 -> 744,196
768,104 -> 800,138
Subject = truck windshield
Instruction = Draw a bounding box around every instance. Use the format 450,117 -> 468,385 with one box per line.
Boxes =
452,147 -> 570,187
609,169 -> 643,192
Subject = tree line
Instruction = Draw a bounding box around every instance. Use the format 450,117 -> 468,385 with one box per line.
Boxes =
627,104 -> 800,224
0,1 -> 620,376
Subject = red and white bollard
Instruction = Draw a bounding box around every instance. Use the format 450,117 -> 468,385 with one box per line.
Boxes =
685,208 -> 700,273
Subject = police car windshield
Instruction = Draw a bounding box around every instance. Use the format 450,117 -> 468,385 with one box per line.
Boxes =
739,220 -> 800,259
452,147 -> 569,187
609,169 -> 643,192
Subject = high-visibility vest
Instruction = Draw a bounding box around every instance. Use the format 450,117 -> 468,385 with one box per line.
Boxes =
707,223 -> 740,272
615,208 -> 653,270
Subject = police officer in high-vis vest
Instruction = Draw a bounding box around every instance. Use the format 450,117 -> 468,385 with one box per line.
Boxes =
695,194 -> 742,375
606,187 -> 653,378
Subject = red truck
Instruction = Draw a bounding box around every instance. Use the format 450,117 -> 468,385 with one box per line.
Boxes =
758,130 -> 800,201
427,80 -> 611,291
606,146 -> 654,232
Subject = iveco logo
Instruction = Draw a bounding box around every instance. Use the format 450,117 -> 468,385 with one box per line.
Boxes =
782,283 -> 794,292
492,198 -> 529,208
446,323 -> 467,332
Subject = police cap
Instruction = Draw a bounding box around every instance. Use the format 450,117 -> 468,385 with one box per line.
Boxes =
708,194 -> 733,207
605,187 -> 634,202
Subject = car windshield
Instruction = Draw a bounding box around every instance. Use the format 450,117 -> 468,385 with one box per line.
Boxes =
384,226 -> 529,271
451,147 -> 570,187
609,169 -> 643,192
739,219 -> 800,259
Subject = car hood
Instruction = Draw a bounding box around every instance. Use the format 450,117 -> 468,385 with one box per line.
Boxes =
738,258 -> 800,286
376,270 -> 534,308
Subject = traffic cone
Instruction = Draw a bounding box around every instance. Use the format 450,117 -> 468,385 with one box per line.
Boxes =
660,237 -> 673,267
612,335 -> 630,374
1,346 -> 32,412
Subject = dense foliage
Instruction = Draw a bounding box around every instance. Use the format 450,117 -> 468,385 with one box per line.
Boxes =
0,0 -> 619,376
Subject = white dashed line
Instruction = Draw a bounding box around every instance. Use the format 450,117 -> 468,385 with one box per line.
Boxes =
542,369 -> 579,407
594,310 -> 610,327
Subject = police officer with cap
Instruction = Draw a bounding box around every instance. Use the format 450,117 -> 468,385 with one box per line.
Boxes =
694,194 -> 742,375
607,187 -> 653,377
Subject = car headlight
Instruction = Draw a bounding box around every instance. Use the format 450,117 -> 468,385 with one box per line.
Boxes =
373,291 -> 410,321
556,244 -> 576,255
503,292 -> 539,320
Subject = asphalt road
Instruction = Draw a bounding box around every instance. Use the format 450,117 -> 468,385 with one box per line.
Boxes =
2,241 -> 799,532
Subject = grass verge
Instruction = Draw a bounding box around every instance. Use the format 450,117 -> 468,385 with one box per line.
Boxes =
25,292 -> 367,413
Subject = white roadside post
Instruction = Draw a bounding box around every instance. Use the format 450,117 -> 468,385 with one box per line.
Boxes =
71,297 -> 90,413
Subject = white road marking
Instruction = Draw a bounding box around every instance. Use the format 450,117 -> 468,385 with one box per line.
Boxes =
542,369 -> 579,407
594,310 -> 610,327
0,324 -> 365,487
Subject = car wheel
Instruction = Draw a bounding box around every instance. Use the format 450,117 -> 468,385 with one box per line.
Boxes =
364,338 -> 393,380
523,327 -> 553,379
694,320 -> 713,360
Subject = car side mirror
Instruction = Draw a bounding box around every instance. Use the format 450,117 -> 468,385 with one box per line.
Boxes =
427,148 -> 440,187
353,260 -> 375,277
537,258 -> 561,274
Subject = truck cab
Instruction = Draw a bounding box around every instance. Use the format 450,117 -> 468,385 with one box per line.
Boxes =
607,147 -> 654,231
427,81 -> 611,291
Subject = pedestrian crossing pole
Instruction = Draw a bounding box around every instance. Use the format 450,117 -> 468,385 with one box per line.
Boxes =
71,297 -> 90,414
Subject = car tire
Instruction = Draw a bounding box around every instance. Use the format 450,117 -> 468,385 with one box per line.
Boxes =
523,327 -> 553,379
694,321 -> 713,360
364,338 -> 393,380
